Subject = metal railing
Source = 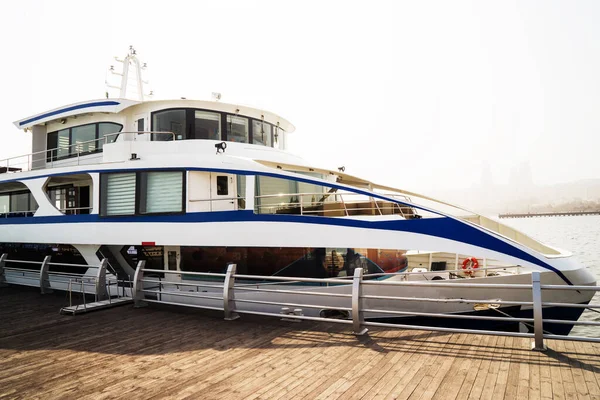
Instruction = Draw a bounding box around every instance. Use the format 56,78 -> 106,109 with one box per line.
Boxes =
0,131 -> 176,173
65,276 -> 133,312
0,206 -> 92,219
254,192 -> 419,219
0,210 -> 38,218
132,263 -> 600,350
363,264 -> 523,279
0,253 -> 112,298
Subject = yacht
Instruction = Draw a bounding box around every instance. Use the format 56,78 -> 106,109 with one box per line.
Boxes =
0,49 -> 596,335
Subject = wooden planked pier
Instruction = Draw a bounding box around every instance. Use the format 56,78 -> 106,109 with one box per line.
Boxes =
1,286 -> 599,399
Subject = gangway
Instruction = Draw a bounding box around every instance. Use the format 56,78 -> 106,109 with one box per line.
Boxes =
0,253 -> 134,315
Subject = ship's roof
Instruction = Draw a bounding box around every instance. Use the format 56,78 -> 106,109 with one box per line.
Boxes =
13,98 -> 296,132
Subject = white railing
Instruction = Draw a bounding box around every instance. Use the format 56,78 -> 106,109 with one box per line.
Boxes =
131,263 -> 600,350
254,191 -> 419,219
0,131 -> 176,173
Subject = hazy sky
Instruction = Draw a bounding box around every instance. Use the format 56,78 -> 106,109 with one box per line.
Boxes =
1,0 -> 599,195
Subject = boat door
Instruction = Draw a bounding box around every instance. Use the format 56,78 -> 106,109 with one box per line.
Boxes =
134,113 -> 146,132
163,246 -> 181,283
134,113 -> 148,141
210,173 -> 237,211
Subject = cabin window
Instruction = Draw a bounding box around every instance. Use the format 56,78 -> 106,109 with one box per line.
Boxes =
47,122 -> 123,161
101,173 -> 136,216
57,129 -> 70,159
10,192 -> 37,213
226,115 -> 249,143
254,175 -> 336,216
236,175 -> 246,209
194,111 -> 221,140
0,194 -> 8,214
101,170 -> 185,217
139,171 -> 184,214
216,176 -> 229,196
252,120 -> 272,147
152,109 -> 186,140
72,124 -> 97,154
98,122 -> 123,150
0,191 -> 38,217
0,183 -> 38,217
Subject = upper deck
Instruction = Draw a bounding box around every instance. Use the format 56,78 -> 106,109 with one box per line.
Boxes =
3,97 -> 295,173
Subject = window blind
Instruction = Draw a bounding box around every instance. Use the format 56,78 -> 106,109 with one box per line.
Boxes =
143,172 -> 183,213
105,173 -> 136,215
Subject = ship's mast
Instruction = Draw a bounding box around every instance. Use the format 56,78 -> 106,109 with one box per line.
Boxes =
105,46 -> 153,101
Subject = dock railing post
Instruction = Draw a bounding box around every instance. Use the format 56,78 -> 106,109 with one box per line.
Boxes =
132,260 -> 147,308
0,253 -> 8,287
352,267 -> 368,336
223,263 -> 240,321
95,259 -> 108,301
531,271 -> 547,351
39,256 -> 53,294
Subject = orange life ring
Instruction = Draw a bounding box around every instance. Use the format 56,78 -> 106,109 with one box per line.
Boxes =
461,257 -> 479,275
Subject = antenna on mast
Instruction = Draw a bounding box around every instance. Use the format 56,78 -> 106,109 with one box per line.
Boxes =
105,46 -> 153,101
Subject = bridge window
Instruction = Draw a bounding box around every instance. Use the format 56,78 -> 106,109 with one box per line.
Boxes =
194,111 -> 221,140
226,115 -> 249,143
252,120 -> 272,147
152,109 -> 186,140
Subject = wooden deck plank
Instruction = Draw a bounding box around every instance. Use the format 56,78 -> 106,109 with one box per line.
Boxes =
572,340 -> 600,400
1,287 -> 600,400
412,333 -> 470,400
435,333 -> 490,400
371,332 -> 454,400
336,330 -> 434,400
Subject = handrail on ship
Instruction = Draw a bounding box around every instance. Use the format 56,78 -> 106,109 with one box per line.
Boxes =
189,191 -> 417,218
129,262 -> 600,350
0,131 -> 176,173
252,191 -> 416,218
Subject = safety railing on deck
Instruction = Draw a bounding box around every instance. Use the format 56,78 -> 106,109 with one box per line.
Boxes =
254,192 -> 419,219
131,263 -> 600,350
0,131 -> 175,173
0,253 -> 120,299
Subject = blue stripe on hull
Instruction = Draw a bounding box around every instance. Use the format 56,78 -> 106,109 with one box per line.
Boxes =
0,210 -> 573,285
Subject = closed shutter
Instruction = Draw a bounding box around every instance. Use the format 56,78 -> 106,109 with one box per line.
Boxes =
143,172 -> 183,213
106,173 -> 136,215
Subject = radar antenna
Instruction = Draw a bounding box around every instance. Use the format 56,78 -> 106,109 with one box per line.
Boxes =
105,46 -> 153,101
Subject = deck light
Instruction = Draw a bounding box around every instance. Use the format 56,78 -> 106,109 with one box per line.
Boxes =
338,166 -> 345,172
215,142 -> 227,154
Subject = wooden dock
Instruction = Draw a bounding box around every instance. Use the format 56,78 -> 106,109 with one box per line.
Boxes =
1,286 -> 599,400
